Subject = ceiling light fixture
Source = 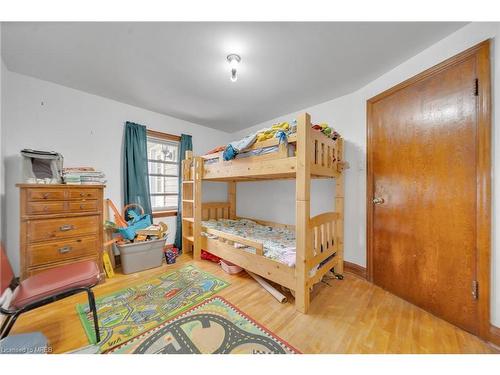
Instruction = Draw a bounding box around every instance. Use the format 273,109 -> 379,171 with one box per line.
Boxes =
227,54 -> 241,82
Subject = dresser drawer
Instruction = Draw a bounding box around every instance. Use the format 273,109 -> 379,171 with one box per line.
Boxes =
28,216 -> 99,242
25,255 -> 99,278
68,200 -> 98,212
27,236 -> 98,267
27,188 -> 66,201
26,201 -> 67,215
68,189 -> 100,200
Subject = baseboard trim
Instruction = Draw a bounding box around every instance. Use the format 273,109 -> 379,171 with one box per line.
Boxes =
344,261 -> 367,279
489,324 -> 500,348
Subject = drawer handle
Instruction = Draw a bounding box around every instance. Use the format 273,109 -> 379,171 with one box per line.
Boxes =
59,224 -> 74,231
58,246 -> 72,254
80,192 -> 85,197
43,193 -> 50,199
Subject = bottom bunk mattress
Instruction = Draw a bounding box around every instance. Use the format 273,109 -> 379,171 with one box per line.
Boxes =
201,218 -> 297,267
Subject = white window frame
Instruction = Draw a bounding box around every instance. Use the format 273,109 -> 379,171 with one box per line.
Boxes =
146,135 -> 180,212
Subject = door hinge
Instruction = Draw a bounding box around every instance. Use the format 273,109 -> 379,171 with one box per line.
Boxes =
472,280 -> 479,300
474,78 -> 479,96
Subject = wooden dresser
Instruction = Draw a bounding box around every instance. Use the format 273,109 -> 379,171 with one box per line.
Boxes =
17,184 -> 105,279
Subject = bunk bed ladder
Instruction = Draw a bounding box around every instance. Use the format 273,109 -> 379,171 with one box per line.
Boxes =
181,150 -> 195,253
192,156 -> 203,259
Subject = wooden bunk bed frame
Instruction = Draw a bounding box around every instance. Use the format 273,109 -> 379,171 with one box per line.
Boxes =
180,113 -> 347,313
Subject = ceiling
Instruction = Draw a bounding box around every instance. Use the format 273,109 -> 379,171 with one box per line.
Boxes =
1,22 -> 466,132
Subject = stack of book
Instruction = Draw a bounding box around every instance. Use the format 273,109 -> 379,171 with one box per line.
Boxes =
63,167 -> 107,185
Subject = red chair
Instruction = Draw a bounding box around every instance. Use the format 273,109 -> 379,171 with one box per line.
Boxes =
0,246 -> 101,343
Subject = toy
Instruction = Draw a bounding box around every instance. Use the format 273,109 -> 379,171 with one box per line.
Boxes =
165,249 -> 177,264
136,222 -> 168,238
311,123 -> 340,140
103,252 -> 115,278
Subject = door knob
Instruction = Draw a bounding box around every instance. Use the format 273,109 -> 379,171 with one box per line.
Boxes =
373,197 -> 385,204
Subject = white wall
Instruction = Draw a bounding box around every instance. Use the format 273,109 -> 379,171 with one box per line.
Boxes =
2,70 -> 231,275
0,23 -> 5,245
233,22 -> 500,326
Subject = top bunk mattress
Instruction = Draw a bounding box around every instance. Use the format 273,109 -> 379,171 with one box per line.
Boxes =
201,218 -> 296,267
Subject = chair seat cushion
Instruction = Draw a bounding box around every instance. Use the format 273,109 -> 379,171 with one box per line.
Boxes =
12,260 -> 100,309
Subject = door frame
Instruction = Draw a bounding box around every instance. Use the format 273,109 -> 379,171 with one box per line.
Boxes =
366,40 -> 492,339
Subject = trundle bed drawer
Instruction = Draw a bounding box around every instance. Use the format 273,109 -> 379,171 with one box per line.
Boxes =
28,215 -> 99,242
27,236 -> 98,267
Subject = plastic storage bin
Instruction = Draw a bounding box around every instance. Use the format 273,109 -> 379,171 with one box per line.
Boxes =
116,238 -> 167,274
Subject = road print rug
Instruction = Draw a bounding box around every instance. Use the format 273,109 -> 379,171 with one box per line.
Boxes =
108,296 -> 300,354
77,265 -> 229,352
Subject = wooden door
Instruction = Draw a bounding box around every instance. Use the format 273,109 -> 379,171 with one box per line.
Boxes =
367,41 -> 491,336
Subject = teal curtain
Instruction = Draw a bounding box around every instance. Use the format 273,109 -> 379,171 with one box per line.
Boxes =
174,134 -> 193,251
123,122 -> 152,216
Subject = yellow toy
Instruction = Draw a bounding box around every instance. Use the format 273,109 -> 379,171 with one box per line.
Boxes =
256,122 -> 290,142
103,251 -> 115,278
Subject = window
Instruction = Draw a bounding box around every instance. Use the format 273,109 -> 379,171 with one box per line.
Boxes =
147,131 -> 180,213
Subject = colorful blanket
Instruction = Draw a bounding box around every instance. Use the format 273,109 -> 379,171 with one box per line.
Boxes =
218,118 -> 341,161
202,219 -> 296,267
222,120 -> 297,161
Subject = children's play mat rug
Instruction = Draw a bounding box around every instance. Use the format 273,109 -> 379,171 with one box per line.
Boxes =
108,297 -> 299,354
77,265 -> 229,352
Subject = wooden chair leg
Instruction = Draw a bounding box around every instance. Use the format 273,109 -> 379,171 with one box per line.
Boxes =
86,288 -> 100,343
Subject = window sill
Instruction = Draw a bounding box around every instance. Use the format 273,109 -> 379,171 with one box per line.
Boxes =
152,210 -> 178,218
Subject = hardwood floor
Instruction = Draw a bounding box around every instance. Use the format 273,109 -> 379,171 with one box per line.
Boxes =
9,255 -> 496,354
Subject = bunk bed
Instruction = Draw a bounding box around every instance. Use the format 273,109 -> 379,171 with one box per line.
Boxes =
180,113 -> 347,313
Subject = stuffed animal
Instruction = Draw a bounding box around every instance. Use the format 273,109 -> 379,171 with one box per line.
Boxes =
311,122 -> 340,140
